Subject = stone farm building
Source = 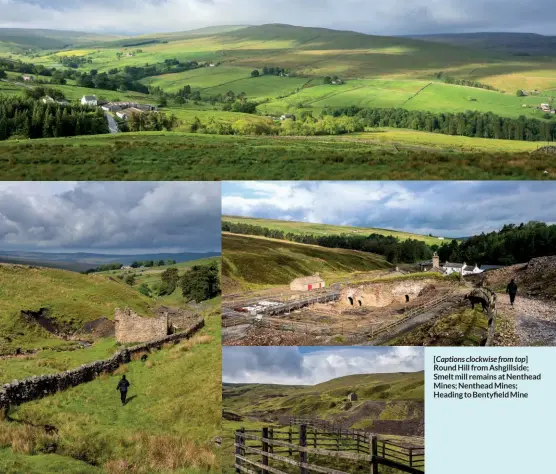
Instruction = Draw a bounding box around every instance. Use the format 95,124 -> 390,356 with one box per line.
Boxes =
290,274 -> 325,291
114,307 -> 196,343
347,393 -> 358,401
81,95 -> 98,106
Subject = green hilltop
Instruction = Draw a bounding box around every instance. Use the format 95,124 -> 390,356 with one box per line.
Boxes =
223,215 -> 450,245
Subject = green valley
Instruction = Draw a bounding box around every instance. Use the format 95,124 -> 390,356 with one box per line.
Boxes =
1,24 -> 555,178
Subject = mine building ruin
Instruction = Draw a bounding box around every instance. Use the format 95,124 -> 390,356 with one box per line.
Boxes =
290,274 -> 326,291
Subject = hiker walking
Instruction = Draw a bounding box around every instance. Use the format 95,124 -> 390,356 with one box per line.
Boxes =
116,375 -> 130,405
506,279 -> 518,307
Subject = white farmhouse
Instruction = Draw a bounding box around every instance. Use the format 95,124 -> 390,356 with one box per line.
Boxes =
81,95 -> 98,107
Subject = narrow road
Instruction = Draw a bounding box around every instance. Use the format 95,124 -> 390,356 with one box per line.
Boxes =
497,293 -> 556,346
105,112 -> 120,133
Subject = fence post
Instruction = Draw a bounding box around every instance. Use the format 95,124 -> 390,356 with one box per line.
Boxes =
269,427 -> 274,455
409,447 -> 413,467
299,424 -> 307,474
262,427 -> 269,474
314,427 -> 317,448
369,435 -> 378,474
289,426 -> 293,457
235,427 -> 244,474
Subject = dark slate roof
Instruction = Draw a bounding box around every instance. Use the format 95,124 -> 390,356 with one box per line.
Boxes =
480,265 -> 505,271
443,262 -> 463,268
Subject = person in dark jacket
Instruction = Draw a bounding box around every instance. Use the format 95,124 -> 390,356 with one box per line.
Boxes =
116,375 -> 130,405
506,279 -> 518,307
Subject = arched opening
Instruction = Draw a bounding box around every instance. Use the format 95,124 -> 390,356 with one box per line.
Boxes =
357,299 -> 362,307
348,296 -> 354,306
405,295 -> 410,303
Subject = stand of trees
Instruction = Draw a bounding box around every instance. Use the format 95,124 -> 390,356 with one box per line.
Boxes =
180,262 -> 220,302
326,107 -> 556,142
437,222 -> 556,266
130,259 -> 176,268
224,220 -> 556,267
83,263 -> 123,274
262,66 -> 289,76
127,111 -> 179,132
433,72 -> 499,91
0,94 -> 108,141
222,221 -> 432,264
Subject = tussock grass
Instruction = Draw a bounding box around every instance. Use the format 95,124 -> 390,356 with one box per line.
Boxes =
0,314 -> 222,473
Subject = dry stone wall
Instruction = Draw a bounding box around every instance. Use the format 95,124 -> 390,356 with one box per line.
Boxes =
0,318 -> 204,410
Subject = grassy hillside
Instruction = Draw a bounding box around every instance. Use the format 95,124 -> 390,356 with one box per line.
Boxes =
222,233 -> 391,291
224,372 -> 424,417
98,257 -> 221,307
0,264 -> 152,353
0,28 -> 120,51
0,132 -> 553,180
408,32 -> 556,56
0,314 -> 221,474
223,216 -> 451,245
222,371 -> 423,474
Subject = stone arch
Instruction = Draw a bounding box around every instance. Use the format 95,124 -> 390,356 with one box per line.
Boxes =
348,296 -> 354,306
405,295 -> 410,303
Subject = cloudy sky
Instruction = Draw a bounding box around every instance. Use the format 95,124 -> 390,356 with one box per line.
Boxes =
1,0 -> 554,35
223,346 -> 424,385
0,182 -> 221,254
222,181 -> 556,238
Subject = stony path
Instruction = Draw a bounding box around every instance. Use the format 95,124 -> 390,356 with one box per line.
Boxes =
496,293 -> 556,346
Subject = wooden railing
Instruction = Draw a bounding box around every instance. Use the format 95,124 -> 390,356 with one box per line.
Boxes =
235,424 -> 424,474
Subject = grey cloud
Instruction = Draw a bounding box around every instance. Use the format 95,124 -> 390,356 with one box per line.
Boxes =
222,181 -> 556,237
0,182 -> 221,252
222,347 -> 424,385
2,0 -> 555,34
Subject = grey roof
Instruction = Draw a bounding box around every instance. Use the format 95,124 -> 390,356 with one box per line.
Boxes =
480,265 -> 505,271
83,95 -> 97,100
463,265 -> 475,272
443,262 -> 463,268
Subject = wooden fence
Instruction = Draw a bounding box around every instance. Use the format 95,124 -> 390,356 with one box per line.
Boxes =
235,424 -> 424,474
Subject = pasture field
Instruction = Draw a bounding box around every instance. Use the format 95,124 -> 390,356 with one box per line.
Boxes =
222,216 -> 446,245
347,128 -> 540,152
222,233 -> 391,291
0,264 -> 152,354
1,23 -> 556,166
0,313 -> 221,474
0,132 -> 553,180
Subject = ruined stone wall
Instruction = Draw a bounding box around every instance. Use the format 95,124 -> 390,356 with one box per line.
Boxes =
0,318 -> 204,410
341,279 -> 439,308
115,308 -> 168,343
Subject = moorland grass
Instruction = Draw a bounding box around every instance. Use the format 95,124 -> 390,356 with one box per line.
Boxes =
0,132 -> 553,180
0,313 -> 222,473
222,233 -> 391,291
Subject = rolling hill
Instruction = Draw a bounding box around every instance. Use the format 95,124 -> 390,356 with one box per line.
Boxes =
1,24 -> 555,178
408,32 -> 556,56
222,233 -> 392,292
0,263 -> 153,353
0,251 -> 220,272
0,28 -> 121,51
224,371 -> 424,420
223,216 -> 451,245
